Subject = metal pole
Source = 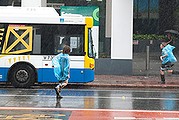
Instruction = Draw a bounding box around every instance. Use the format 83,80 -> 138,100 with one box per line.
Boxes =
146,46 -> 150,76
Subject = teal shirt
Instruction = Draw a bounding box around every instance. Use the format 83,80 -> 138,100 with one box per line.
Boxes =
52,53 -> 70,81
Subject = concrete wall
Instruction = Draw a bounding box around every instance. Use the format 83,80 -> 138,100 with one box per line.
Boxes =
111,0 -> 133,60
95,0 -> 133,75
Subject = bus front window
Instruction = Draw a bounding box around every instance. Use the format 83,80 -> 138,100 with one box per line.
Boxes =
88,29 -> 95,58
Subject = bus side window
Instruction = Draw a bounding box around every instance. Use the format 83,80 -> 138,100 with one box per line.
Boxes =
32,28 -> 41,54
70,36 -> 84,55
41,25 -> 55,55
54,36 -> 70,54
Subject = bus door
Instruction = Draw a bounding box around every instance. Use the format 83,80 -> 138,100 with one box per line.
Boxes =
68,36 -> 85,83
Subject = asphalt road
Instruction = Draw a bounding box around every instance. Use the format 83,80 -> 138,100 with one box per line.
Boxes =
0,87 -> 179,119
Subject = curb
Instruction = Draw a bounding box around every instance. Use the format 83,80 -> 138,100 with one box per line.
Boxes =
68,83 -> 179,89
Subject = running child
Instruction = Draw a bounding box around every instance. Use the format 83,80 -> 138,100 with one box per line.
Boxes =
52,45 -> 71,98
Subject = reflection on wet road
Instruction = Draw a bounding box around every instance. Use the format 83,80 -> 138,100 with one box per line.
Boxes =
0,88 -> 179,111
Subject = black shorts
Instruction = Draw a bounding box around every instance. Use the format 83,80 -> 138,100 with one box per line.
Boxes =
161,62 -> 174,71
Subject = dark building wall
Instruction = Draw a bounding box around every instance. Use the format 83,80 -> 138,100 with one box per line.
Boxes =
159,0 -> 176,34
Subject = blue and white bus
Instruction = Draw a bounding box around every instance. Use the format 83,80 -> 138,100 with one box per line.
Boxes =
0,6 -> 95,88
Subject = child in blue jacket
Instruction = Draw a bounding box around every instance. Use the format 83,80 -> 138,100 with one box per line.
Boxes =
160,42 -> 177,84
52,45 -> 70,98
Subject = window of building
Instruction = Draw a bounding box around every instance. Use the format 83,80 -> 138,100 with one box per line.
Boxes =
134,0 -> 159,34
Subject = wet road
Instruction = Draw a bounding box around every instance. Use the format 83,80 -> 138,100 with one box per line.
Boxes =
0,88 -> 179,110
0,87 -> 179,119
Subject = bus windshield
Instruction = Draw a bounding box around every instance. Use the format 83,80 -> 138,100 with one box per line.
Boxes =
88,28 -> 95,58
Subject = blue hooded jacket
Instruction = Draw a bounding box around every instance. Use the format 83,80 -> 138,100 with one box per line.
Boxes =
162,44 -> 177,64
52,53 -> 70,81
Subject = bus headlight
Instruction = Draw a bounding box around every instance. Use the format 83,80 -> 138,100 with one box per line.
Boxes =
89,63 -> 94,69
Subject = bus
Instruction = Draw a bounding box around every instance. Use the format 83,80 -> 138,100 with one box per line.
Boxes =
0,6 -> 95,88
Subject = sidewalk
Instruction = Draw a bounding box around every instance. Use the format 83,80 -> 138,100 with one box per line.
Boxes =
82,52 -> 179,89
78,75 -> 179,88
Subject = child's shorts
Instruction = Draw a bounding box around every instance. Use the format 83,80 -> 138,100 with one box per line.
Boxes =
161,62 -> 174,71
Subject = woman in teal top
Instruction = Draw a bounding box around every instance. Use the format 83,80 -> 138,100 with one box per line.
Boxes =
52,45 -> 70,98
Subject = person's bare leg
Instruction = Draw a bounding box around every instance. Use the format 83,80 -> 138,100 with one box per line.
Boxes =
61,80 -> 68,88
160,70 -> 165,84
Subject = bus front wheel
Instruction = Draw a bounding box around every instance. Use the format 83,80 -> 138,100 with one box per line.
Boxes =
8,62 -> 36,88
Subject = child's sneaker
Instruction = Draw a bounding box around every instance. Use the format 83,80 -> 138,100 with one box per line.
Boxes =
158,81 -> 165,84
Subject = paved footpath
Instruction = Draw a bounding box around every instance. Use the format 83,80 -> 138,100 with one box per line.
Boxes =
79,75 -> 179,88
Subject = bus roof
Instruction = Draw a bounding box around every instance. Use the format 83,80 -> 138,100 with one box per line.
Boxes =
0,6 -> 86,24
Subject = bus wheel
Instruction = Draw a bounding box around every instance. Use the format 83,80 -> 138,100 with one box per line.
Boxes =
8,62 -> 36,88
